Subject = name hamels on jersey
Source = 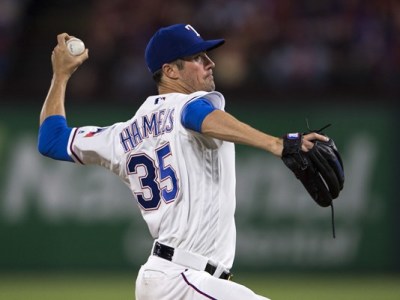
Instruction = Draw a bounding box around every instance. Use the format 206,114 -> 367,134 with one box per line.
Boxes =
119,107 -> 175,153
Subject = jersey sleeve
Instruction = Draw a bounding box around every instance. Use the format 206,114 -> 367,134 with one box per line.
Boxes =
199,91 -> 225,111
68,123 -> 123,173
180,91 -> 226,132
38,115 -> 74,162
181,98 -> 216,132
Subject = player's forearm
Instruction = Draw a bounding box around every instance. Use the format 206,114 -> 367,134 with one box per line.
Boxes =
40,75 -> 69,125
201,110 -> 283,157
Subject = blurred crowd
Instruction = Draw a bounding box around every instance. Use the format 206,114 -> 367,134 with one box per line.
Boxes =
1,0 -> 399,104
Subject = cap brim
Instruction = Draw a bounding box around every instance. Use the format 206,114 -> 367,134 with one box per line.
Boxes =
179,39 -> 225,60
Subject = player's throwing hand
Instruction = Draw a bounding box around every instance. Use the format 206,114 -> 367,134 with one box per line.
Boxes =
51,33 -> 89,80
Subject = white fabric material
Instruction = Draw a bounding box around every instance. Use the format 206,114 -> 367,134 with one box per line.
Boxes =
172,246 -> 209,272
67,91 -> 236,269
135,256 -> 271,300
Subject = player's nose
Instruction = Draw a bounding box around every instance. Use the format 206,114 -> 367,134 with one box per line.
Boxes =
204,54 -> 215,68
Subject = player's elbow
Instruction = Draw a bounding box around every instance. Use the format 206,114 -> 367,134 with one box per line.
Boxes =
37,133 -> 73,162
37,115 -> 74,162
37,137 -> 55,158
37,138 -> 49,157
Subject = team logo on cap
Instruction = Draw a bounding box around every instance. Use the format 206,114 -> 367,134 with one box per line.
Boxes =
185,24 -> 200,37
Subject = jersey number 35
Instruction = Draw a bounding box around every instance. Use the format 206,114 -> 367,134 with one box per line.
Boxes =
126,143 -> 179,210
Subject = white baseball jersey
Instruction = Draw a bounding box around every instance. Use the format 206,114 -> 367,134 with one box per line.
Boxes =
67,91 -> 236,269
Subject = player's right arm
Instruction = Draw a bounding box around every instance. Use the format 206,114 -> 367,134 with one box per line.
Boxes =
40,33 -> 88,124
38,33 -> 88,161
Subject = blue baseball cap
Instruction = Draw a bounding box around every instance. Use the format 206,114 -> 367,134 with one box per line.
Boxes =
145,24 -> 225,73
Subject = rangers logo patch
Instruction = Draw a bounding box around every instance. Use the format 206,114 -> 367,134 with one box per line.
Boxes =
84,128 -> 106,137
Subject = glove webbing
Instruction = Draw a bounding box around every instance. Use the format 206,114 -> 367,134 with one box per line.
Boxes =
305,119 -> 331,134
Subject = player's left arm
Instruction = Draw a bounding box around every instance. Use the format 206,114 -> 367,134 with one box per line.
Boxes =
181,99 -> 326,156
200,109 -> 328,157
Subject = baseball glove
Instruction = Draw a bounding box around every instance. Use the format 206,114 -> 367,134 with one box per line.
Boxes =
281,132 -> 344,207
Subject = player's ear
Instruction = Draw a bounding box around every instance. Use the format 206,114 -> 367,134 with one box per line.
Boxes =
162,63 -> 180,80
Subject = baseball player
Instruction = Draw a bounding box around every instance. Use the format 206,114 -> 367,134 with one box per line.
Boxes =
38,24 -> 328,300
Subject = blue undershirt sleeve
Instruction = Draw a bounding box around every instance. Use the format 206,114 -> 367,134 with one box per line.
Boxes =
181,97 -> 216,133
38,115 -> 74,162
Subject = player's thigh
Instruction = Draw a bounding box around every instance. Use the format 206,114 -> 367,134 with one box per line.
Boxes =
135,256 -> 271,300
135,266 -> 184,300
135,265 -> 167,300
135,258 -> 189,300
183,270 -> 271,300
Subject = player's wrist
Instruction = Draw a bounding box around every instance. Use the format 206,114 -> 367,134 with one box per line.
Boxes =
265,136 -> 283,157
52,73 -> 70,85
274,137 -> 283,157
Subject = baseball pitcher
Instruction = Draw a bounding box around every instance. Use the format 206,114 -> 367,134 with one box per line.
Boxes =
38,24 -> 342,300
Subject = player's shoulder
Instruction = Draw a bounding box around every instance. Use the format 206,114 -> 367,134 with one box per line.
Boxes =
189,90 -> 224,100
189,91 -> 225,110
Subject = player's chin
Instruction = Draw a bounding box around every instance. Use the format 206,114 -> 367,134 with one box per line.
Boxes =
204,79 -> 216,92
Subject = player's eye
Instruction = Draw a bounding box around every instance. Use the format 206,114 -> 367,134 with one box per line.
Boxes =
184,53 -> 207,63
192,54 -> 203,62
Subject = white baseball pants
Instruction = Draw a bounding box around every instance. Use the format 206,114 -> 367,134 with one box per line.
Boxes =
135,256 -> 270,300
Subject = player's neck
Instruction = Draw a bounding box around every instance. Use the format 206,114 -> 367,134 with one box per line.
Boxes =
158,80 -> 196,95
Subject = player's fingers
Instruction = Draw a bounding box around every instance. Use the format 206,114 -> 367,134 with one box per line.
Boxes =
302,132 -> 329,152
77,49 -> 89,63
83,48 -> 89,59
304,132 -> 329,142
57,33 -> 69,46
301,139 -> 314,152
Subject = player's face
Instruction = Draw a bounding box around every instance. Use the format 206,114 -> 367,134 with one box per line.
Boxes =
178,52 -> 216,92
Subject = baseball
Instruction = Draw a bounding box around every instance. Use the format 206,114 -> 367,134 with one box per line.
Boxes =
66,38 -> 85,56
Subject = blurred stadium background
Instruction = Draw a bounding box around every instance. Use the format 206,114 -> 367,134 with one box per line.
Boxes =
0,0 -> 399,299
